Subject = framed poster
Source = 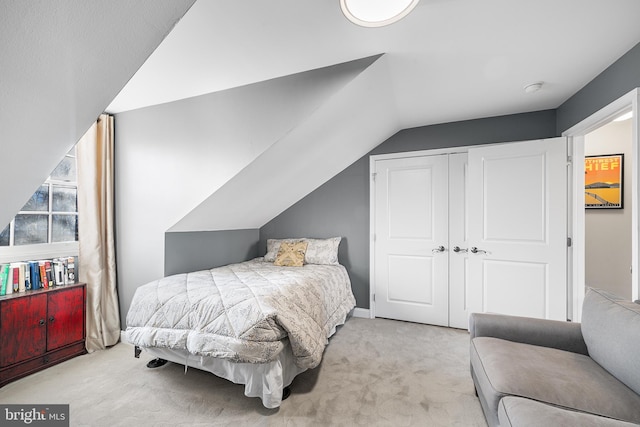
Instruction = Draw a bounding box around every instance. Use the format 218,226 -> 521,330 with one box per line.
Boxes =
584,154 -> 623,209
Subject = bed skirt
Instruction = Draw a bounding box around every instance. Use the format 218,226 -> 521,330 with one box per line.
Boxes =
142,341 -> 306,409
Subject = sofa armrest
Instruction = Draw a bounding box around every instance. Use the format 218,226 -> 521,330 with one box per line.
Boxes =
469,312 -> 589,355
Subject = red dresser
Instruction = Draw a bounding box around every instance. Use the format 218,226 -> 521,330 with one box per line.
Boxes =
0,283 -> 86,387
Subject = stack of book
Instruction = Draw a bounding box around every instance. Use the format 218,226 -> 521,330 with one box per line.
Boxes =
0,257 -> 76,296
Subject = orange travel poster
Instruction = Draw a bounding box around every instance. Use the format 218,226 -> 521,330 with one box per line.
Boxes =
584,154 -> 623,208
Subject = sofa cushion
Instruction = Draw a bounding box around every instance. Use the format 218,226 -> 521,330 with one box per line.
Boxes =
471,337 -> 640,424
581,287 -> 640,395
498,396 -> 639,427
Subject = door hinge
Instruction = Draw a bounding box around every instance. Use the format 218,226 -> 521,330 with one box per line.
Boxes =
372,172 -> 377,182
373,293 -> 375,302
567,237 -> 572,247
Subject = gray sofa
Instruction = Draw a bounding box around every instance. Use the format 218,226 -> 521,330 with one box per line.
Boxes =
469,287 -> 640,427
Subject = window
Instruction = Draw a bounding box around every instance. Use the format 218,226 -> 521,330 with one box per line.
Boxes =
0,148 -> 78,262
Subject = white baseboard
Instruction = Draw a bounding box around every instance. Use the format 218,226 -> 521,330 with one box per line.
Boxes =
352,307 -> 371,318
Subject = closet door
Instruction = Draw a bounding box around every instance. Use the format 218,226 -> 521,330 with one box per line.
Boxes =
373,155 -> 449,326
467,138 -> 568,320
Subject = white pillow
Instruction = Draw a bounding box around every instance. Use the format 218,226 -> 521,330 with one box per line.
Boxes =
264,237 -> 341,265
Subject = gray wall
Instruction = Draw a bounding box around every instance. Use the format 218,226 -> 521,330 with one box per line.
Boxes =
371,110 -> 557,155
557,42 -> 640,134
259,157 -> 371,307
165,229 -> 260,276
260,110 -> 558,308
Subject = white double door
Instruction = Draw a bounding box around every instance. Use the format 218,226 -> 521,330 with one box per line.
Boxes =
372,138 -> 568,328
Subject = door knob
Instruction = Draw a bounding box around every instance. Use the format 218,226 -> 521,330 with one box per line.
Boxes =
432,245 -> 446,253
453,246 -> 468,253
470,247 -> 487,254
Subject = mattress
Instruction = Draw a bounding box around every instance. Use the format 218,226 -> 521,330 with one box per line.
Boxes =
125,258 -> 356,370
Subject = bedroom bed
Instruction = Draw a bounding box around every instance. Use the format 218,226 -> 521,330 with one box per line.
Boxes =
124,237 -> 356,408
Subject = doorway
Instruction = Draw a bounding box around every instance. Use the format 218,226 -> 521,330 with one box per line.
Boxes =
584,118 -> 633,299
564,88 -> 640,320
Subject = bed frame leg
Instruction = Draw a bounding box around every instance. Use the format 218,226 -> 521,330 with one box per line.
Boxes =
146,358 -> 168,368
282,386 -> 291,401
134,346 -> 142,358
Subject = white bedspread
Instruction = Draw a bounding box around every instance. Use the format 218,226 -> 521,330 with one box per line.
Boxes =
125,258 -> 356,369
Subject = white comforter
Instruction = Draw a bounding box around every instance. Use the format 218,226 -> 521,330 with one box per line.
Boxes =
125,258 -> 356,369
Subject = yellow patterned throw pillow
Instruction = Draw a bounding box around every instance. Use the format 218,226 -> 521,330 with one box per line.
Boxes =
274,241 -> 308,267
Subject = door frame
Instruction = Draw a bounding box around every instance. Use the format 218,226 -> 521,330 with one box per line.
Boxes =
562,88 -> 640,320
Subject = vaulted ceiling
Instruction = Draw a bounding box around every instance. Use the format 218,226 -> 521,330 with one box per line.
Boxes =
3,0 -> 640,231
108,0 -> 640,232
108,0 -> 640,129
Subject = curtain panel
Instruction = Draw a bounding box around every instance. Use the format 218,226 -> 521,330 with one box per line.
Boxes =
77,114 -> 120,352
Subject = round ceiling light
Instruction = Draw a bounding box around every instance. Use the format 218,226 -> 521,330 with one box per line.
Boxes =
523,82 -> 544,93
340,0 -> 420,27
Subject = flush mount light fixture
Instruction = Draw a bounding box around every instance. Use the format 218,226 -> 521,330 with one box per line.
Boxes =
340,0 -> 420,27
523,82 -> 544,93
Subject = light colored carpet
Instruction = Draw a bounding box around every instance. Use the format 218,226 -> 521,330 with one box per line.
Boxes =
0,317 -> 487,426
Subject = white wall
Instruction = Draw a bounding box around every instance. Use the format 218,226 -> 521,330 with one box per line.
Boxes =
584,119 -> 633,298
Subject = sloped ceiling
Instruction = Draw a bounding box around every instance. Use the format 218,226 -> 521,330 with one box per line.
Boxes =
0,0 -> 195,229
116,55 -> 388,236
108,0 -> 640,129
107,0 -> 640,235
169,55 -> 398,232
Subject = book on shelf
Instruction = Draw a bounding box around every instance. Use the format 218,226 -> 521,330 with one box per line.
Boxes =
0,257 -> 77,295
66,257 -> 75,284
53,259 -> 65,286
17,262 -> 26,292
0,264 -> 9,296
24,262 -> 31,290
39,261 -> 48,289
45,260 -> 53,287
10,263 -> 19,294
29,261 -> 41,290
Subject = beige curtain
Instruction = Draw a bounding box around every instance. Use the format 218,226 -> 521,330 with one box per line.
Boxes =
77,114 -> 120,352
